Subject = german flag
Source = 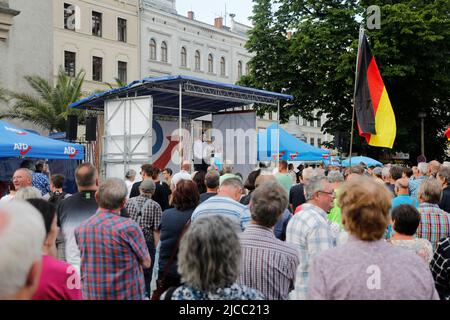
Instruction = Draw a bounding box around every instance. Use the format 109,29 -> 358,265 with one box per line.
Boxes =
354,31 -> 396,148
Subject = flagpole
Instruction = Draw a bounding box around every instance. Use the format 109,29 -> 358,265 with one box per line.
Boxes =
349,26 -> 365,167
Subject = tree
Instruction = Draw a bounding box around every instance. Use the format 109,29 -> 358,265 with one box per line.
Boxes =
360,0 -> 450,161
243,0 -> 450,161
0,67 -> 85,132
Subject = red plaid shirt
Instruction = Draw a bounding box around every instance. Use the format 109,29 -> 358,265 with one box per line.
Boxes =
75,209 -> 149,300
417,203 -> 450,250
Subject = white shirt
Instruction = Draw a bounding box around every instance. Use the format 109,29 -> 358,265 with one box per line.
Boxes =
0,194 -> 14,203
125,180 -> 134,198
171,170 -> 192,187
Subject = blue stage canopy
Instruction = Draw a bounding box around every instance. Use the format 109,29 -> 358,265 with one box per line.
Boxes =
258,124 -> 330,161
0,120 -> 84,160
70,75 -> 293,119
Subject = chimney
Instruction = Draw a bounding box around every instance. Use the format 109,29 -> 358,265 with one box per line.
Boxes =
287,31 -> 292,40
187,11 -> 194,20
214,17 -> 223,29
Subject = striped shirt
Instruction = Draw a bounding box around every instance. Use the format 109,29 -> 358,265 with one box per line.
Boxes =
239,224 -> 299,300
417,203 -> 450,250
286,203 -> 336,300
191,196 -> 251,230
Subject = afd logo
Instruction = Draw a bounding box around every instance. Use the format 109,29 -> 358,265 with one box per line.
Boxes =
5,126 -> 27,135
64,147 -> 78,159
14,143 -> 32,155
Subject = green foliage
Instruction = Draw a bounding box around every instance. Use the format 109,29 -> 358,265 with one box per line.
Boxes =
0,67 -> 86,132
243,0 -> 450,161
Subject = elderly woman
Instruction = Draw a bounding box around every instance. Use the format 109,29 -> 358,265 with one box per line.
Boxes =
156,180 -> 199,295
389,204 -> 433,263
308,176 -> 439,300
168,215 -> 264,300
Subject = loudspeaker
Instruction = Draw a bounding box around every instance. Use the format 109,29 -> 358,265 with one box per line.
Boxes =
66,115 -> 78,141
85,116 -> 97,142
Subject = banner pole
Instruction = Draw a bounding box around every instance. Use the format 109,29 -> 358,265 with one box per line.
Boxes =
349,26 -> 365,167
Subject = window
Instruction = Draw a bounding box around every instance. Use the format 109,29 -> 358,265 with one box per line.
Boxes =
245,63 -> 249,75
92,56 -> 102,82
149,39 -> 156,60
64,51 -> 76,77
208,54 -> 213,73
238,61 -> 243,78
181,47 -> 187,67
296,116 -> 300,125
309,120 -> 314,127
92,11 -> 102,37
269,112 -> 273,120
220,57 -> 226,76
64,3 -> 75,30
310,137 -> 315,146
303,119 -> 307,126
317,117 -> 321,127
195,50 -> 201,71
318,138 -> 322,147
118,61 -> 127,83
118,18 -> 127,42
161,41 -> 168,62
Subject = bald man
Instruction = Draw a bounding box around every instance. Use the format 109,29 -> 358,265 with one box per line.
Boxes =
392,177 -> 418,209
171,160 -> 192,189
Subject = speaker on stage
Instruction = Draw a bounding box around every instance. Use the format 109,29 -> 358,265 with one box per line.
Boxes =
85,115 -> 97,142
66,115 -> 78,141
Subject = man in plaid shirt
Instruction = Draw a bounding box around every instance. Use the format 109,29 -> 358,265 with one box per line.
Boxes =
75,178 -> 150,300
416,179 -> 450,250
286,175 -> 337,300
125,179 -> 162,297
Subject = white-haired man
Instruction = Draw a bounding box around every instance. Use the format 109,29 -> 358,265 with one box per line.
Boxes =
0,201 -> 46,299
75,178 -> 150,300
191,177 -> 251,231
286,175 -> 337,300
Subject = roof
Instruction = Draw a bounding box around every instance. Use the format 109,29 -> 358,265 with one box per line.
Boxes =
0,120 -> 84,160
70,75 -> 293,119
258,124 -> 330,161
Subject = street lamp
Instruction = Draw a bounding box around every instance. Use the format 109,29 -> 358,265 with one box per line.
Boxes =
418,112 -> 426,157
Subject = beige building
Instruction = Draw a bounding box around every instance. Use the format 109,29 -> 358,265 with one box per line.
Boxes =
54,0 -> 139,93
1,0 -> 140,112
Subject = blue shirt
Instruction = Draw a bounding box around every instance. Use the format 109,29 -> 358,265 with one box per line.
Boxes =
191,196 -> 251,230
392,195 -> 419,209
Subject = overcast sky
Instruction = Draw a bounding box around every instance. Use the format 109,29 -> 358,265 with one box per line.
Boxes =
176,0 -> 254,26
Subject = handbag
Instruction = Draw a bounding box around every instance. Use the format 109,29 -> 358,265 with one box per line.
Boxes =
150,218 -> 191,300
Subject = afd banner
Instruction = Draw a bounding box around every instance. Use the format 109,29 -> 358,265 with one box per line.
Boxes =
151,118 -> 191,172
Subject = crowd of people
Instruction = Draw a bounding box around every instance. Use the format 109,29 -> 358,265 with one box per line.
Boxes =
0,157 -> 450,300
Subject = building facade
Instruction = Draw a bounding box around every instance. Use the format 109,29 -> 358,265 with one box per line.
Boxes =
140,0 -> 252,83
54,0 -> 139,93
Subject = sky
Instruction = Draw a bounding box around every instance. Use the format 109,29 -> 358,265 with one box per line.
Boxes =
176,0 -> 254,27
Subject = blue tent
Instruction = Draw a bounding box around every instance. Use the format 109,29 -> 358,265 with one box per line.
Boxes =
258,124 -> 330,161
0,120 -> 84,160
341,156 -> 382,167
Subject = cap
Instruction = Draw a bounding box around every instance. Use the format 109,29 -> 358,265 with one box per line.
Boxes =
139,179 -> 155,193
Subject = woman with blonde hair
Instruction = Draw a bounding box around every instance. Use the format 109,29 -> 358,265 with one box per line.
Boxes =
308,176 -> 439,300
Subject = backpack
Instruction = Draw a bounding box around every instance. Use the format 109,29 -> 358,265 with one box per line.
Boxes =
48,191 -> 67,206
